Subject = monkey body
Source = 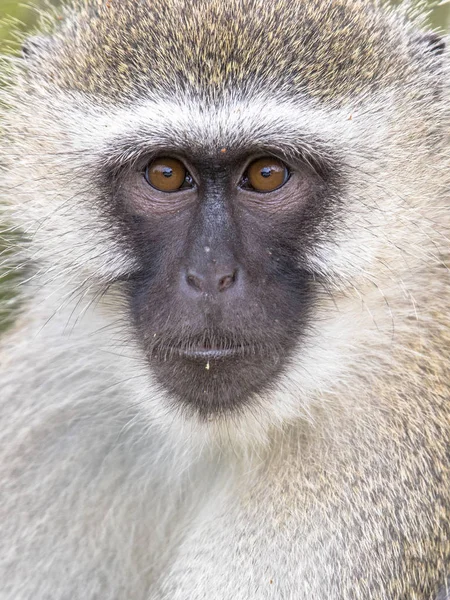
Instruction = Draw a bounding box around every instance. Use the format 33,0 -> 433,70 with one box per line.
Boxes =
1,0 -> 450,598
2,275 -> 449,599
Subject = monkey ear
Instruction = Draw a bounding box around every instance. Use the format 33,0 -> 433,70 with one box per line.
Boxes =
435,580 -> 450,600
420,31 -> 446,58
22,36 -> 53,60
414,31 -> 446,78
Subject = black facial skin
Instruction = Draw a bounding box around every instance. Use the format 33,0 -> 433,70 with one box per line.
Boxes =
110,149 -> 335,419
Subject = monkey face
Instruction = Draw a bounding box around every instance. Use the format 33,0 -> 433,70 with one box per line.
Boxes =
9,87 -> 442,429
108,149 -> 335,418
9,0 -> 447,431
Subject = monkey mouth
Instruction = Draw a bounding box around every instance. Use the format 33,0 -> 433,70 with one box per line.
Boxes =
149,333 -> 254,363
145,331 -> 289,416
177,345 -> 244,361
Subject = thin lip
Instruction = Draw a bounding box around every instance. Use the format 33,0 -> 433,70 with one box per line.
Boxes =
178,347 -> 241,360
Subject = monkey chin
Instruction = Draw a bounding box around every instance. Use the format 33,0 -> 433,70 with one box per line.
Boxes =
148,339 -> 286,420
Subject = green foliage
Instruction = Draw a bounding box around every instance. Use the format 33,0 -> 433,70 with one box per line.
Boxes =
1,3 -> 38,52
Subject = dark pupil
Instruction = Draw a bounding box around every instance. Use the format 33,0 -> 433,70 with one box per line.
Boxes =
163,167 -> 173,178
261,167 -> 272,178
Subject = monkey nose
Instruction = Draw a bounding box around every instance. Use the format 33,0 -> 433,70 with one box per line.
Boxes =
183,267 -> 239,295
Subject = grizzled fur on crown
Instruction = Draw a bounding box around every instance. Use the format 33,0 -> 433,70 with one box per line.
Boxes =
25,0 -> 444,102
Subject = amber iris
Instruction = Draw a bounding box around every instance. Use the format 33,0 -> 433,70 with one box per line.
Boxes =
247,158 -> 288,193
146,158 -> 187,192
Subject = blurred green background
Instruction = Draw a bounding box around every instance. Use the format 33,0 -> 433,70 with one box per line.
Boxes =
0,1 -> 55,52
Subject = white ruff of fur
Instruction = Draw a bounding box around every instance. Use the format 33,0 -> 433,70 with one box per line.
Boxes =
1,85 -> 447,447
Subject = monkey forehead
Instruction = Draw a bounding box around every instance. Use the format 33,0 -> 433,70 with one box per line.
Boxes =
40,0 -> 427,103
51,93 -> 389,169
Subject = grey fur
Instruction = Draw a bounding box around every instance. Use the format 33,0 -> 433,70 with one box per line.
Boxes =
0,0 -> 450,598
437,583 -> 450,600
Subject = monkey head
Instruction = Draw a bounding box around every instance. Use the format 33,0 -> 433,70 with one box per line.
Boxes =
5,0 -> 448,434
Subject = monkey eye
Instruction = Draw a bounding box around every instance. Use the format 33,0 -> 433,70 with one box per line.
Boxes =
145,157 -> 194,192
241,158 -> 290,193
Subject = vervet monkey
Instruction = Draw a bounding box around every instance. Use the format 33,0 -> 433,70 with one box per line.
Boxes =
0,0 -> 449,598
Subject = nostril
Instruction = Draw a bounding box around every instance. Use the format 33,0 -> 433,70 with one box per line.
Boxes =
218,270 -> 237,292
186,273 -> 203,292
185,268 -> 238,294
